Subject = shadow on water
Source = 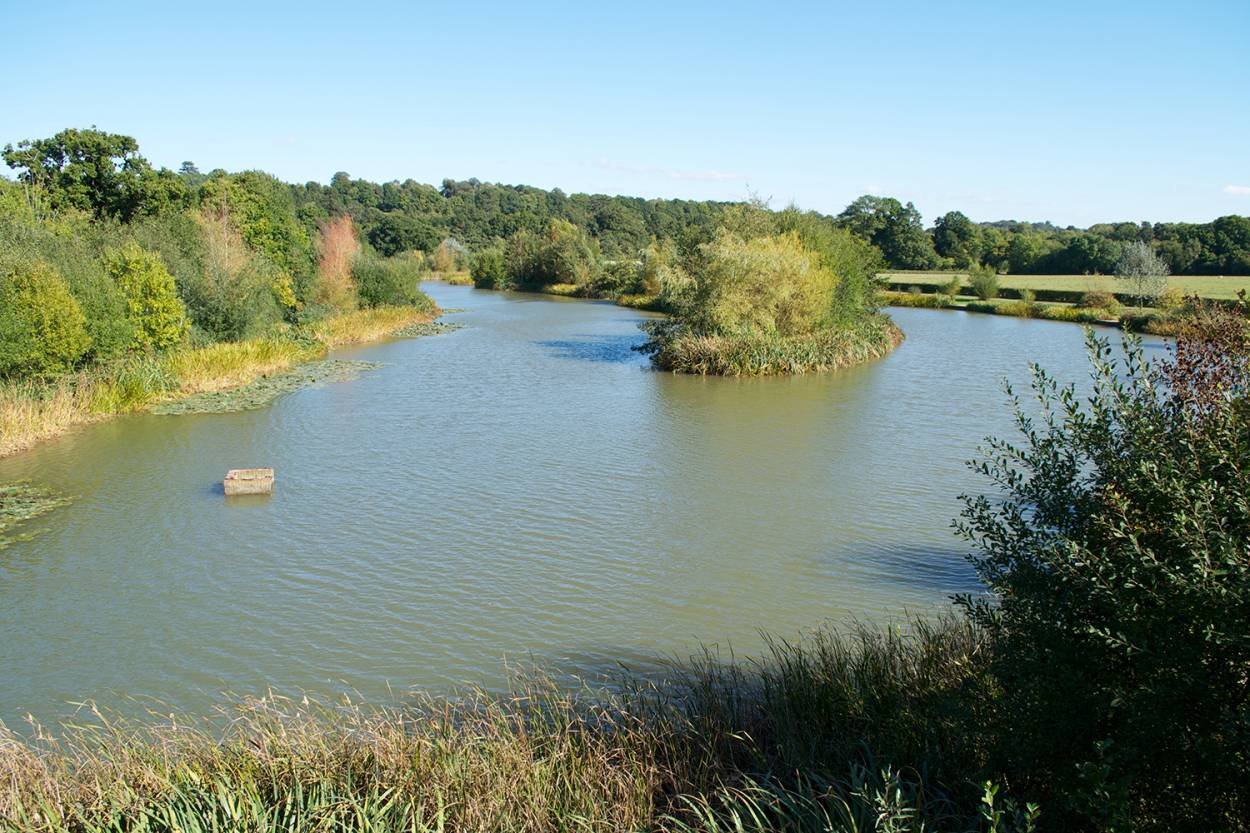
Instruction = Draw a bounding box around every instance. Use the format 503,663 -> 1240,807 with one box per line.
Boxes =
830,542 -> 984,597
535,334 -> 648,364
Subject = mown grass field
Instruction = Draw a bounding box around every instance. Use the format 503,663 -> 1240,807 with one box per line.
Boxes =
880,271 -> 1250,300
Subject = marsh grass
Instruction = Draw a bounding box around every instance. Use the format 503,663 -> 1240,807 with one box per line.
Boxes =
309,303 -> 436,348
646,315 -> 902,376
0,618 -> 1016,833
0,304 -> 439,459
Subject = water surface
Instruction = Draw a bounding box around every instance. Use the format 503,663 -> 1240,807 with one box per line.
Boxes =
0,285 -> 1162,726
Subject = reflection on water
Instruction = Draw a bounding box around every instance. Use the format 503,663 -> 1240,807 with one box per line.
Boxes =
0,284 -> 1159,726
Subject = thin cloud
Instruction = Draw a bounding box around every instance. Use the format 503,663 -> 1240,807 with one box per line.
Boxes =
595,159 -> 743,183
1223,184 -> 1250,196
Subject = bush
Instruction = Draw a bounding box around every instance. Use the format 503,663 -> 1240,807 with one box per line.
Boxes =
1156,285 -> 1185,312
0,215 -> 134,361
103,242 -> 188,351
880,290 -> 943,309
497,221 -> 602,289
352,252 -> 421,307
0,261 -> 91,377
969,265 -> 999,300
469,244 -> 509,289
315,215 -> 360,312
1038,305 -> 1101,323
1078,289 -> 1120,315
941,274 -> 963,296
185,206 -> 284,341
959,316 -> 1250,830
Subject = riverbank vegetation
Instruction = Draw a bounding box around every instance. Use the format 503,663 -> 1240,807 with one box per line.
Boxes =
3,305 -> 1247,831
0,129 -> 438,458
637,207 -> 901,374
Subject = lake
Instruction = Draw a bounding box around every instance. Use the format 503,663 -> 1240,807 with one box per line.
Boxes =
0,283 -> 1164,727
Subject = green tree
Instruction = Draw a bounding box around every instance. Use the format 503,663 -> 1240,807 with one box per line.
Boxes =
0,261 -> 91,377
469,244 -> 509,289
2,128 -> 187,221
932,210 -> 980,267
1116,240 -> 1169,307
103,243 -> 188,350
836,195 -> 938,270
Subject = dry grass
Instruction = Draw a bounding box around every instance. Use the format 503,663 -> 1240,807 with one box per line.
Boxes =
309,304 -> 436,348
0,379 -> 101,458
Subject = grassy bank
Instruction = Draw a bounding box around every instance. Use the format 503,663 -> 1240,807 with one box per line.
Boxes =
880,271 -> 1250,301
0,304 -> 439,459
877,290 -> 1206,333
0,618 -> 1019,833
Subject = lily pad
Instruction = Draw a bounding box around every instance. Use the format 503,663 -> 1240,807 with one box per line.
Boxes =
0,482 -> 69,550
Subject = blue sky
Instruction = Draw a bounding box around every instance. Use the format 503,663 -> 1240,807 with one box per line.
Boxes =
3,0 -> 1247,226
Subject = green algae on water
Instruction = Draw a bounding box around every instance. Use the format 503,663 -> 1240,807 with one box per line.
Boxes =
152,360 -> 382,416
0,482 -> 69,550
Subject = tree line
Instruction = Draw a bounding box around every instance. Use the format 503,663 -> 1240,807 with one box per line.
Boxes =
6,128 -> 1247,295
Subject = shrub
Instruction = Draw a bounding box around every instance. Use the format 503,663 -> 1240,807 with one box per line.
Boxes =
941,274 -> 963,296
1078,289 -> 1120,314
352,252 -> 421,307
969,265 -> 999,300
103,242 -> 188,351
498,221 -> 602,289
880,290 -> 943,309
959,316 -> 1250,830
0,215 -> 134,361
1156,285 -> 1185,312
0,261 -> 91,377
431,237 -> 466,274
1039,305 -> 1101,323
470,244 -> 509,289
315,215 -> 360,312
185,206 -> 283,341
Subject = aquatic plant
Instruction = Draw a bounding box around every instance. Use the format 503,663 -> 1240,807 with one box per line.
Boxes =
0,481 -> 68,549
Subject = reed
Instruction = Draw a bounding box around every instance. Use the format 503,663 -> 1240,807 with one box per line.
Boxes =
309,303 -> 436,348
0,617 -> 1014,833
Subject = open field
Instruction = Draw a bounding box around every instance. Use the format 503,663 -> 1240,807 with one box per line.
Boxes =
880,271 -> 1250,300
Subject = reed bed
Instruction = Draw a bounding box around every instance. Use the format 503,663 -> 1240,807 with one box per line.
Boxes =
647,316 -> 903,376
0,618 -> 1014,833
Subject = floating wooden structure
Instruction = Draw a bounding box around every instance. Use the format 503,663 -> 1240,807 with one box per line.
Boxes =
224,468 -> 274,496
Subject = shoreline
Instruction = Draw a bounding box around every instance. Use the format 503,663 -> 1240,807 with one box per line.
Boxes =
0,305 -> 445,461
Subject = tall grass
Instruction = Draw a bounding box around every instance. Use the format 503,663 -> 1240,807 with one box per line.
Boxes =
309,302 -> 436,348
0,618 -> 1024,833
